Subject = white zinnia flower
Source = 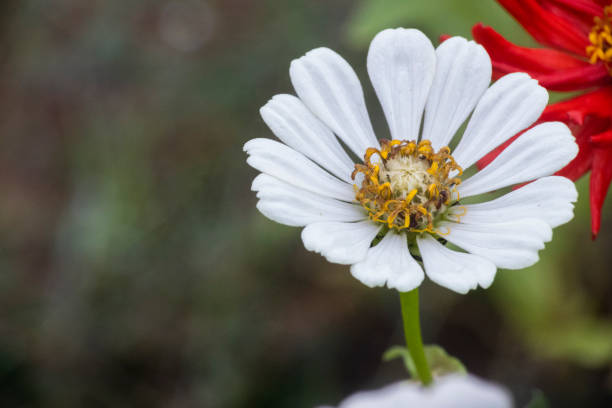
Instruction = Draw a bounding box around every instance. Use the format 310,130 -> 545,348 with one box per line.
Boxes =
245,28 -> 578,294
318,374 -> 513,408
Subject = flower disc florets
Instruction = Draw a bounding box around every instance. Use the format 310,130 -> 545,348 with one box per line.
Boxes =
587,5 -> 612,74
352,139 -> 462,233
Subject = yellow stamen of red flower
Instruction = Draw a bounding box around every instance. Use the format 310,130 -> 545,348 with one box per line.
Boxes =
586,5 -> 612,74
352,139 -> 462,233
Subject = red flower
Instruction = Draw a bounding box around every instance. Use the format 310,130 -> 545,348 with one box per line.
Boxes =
472,0 -> 612,239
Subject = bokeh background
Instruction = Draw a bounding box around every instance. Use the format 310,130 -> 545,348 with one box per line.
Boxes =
1,0 -> 611,406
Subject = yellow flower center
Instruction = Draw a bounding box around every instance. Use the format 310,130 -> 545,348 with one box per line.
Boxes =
352,139 -> 462,233
586,5 -> 612,74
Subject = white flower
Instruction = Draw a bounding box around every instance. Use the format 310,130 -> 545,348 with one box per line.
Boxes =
245,28 -> 578,294
318,374 -> 513,408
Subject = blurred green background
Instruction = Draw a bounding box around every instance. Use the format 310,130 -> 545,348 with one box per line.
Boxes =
0,0 -> 611,407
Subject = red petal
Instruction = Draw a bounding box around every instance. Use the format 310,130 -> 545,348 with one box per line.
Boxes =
533,64 -> 610,91
544,0 -> 603,17
555,128 -> 594,180
590,146 -> 612,238
472,24 -> 608,90
473,24 -> 586,71
439,34 -> 451,43
540,86 -> 612,124
546,102 -> 610,182
591,129 -> 612,145
593,0 -> 610,7
540,0 -> 603,34
497,0 -> 590,55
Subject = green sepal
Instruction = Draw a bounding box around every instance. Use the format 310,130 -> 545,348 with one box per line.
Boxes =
383,344 -> 467,378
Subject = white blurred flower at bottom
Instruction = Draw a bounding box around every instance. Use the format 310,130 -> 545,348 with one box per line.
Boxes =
318,374 -> 513,408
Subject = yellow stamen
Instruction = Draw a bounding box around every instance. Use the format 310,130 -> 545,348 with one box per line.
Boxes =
586,5 -> 612,74
405,188 -> 418,203
434,227 -> 451,236
448,206 -> 467,223
427,161 -> 439,175
353,139 -> 463,233
427,183 -> 439,198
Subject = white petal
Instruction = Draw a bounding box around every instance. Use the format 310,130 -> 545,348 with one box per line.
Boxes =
458,122 -> 578,198
417,235 -> 496,294
428,375 -> 513,408
301,221 -> 381,265
367,28 -> 436,142
350,232 -> 424,291
252,174 -> 365,227
451,176 -> 577,228
331,375 -> 513,408
421,37 -> 491,150
452,73 -> 549,170
260,94 -> 355,182
440,219 -> 552,269
290,47 -> 379,158
244,138 -> 355,202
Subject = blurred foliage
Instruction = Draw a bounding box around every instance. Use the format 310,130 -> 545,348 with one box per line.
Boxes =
345,0 -> 533,48
0,0 -> 610,407
525,390 -> 550,408
492,178 -> 612,368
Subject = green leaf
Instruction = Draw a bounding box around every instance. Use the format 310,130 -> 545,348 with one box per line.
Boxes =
424,345 -> 467,376
383,345 -> 417,378
383,344 -> 466,377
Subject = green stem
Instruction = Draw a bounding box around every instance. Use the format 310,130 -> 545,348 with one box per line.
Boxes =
399,289 -> 433,385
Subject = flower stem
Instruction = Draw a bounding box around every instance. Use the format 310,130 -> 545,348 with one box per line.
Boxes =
399,288 -> 433,385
